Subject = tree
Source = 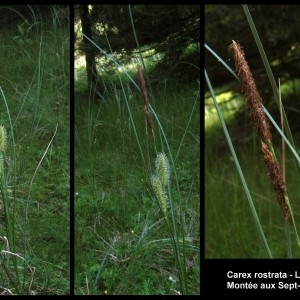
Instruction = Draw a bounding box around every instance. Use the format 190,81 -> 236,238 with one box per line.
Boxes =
205,5 -> 300,99
75,5 -> 200,84
78,5 -> 99,93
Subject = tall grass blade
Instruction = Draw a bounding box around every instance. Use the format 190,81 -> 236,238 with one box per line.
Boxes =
205,70 -> 272,258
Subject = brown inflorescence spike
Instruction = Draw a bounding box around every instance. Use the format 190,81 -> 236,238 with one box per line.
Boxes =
137,64 -> 153,137
261,142 -> 291,224
230,39 -> 292,225
229,40 -> 271,142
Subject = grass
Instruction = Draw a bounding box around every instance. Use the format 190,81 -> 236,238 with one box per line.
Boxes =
74,50 -> 200,294
205,122 -> 300,258
0,6 -> 69,295
205,73 -> 300,258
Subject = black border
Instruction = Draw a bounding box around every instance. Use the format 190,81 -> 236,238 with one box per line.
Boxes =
202,258 -> 300,296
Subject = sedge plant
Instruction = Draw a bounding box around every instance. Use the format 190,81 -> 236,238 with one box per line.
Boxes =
205,4 -> 300,258
0,94 -> 22,294
229,40 -> 299,245
137,64 -> 189,294
1,6 -> 69,294
75,6 -> 199,295
77,36 -> 196,296
0,92 -> 36,295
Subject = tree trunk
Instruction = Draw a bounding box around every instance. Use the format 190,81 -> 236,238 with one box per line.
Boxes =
79,5 -> 98,94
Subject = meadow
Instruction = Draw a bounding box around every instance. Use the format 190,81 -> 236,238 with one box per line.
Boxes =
0,6 -> 69,295
74,53 -> 200,294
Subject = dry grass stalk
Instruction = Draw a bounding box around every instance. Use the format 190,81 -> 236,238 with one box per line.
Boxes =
229,40 -> 292,224
137,64 -> 153,137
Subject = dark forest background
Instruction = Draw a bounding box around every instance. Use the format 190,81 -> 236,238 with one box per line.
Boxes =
75,5 -> 200,93
206,5 -> 300,106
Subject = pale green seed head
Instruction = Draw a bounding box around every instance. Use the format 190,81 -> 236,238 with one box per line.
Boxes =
0,126 -> 7,153
151,174 -> 168,218
0,155 -> 3,176
155,152 -> 170,187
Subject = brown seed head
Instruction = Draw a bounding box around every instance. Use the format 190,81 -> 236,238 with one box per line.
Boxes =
261,142 -> 291,224
137,64 -> 153,136
229,40 -> 271,142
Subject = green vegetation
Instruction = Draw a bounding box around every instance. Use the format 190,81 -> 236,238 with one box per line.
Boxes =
205,5 -> 300,257
75,57 -> 200,295
75,5 -> 199,295
74,5 -> 199,294
205,99 -> 300,257
0,6 -> 69,295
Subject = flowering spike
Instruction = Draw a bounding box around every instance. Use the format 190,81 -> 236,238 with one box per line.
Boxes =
0,125 -> 7,153
155,152 -> 170,188
151,174 -> 168,218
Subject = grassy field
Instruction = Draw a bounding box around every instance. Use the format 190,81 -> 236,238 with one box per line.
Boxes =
0,6 -> 69,295
74,58 -> 200,294
205,86 -> 300,258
